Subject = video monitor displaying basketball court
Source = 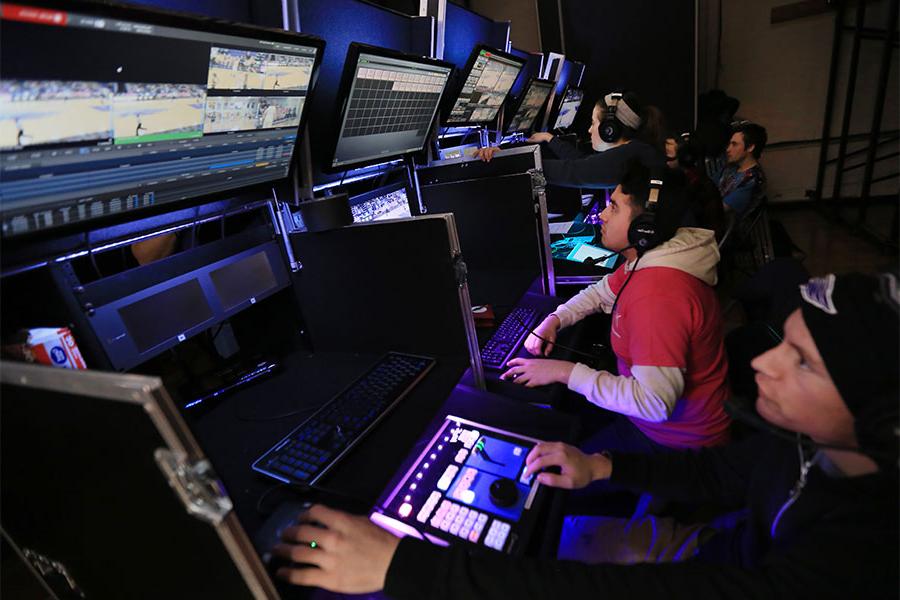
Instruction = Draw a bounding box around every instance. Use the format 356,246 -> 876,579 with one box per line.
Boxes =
446,46 -> 525,125
0,2 -> 323,238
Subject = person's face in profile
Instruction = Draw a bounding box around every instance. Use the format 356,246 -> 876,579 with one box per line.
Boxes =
665,137 -> 679,169
598,185 -> 640,252
588,104 -> 604,150
726,131 -> 754,166
751,309 -> 856,446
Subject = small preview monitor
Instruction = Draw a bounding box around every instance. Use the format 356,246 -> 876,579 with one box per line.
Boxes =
445,45 -> 526,126
505,78 -> 554,134
553,87 -> 583,131
349,181 -> 411,223
330,44 -> 453,171
0,1 -> 324,238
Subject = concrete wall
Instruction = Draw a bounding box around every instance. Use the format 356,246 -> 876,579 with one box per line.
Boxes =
468,0 -> 541,52
716,0 -> 899,202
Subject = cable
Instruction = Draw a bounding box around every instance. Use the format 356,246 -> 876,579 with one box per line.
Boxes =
507,310 -> 605,364
255,481 -> 366,516
235,402 -> 324,423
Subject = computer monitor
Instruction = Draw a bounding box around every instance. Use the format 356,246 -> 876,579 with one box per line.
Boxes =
552,86 -> 583,131
444,45 -> 525,126
329,43 -> 453,171
0,0 -> 324,239
349,181 -> 412,223
504,78 -> 554,135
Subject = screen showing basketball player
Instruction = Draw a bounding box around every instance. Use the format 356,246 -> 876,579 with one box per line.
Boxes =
553,87 -> 583,130
505,79 -> 553,134
445,47 -> 525,125
0,2 -> 322,237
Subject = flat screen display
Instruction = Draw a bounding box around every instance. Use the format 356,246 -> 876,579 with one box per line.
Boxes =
445,47 -> 524,125
505,78 -> 553,134
331,46 -> 452,170
0,1 -> 323,237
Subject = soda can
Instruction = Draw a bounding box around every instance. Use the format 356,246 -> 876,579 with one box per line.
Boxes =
15,327 -> 87,369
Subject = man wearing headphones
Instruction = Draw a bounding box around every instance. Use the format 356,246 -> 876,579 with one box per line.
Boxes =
271,272 -> 899,599
474,92 -> 667,188
502,159 -> 731,455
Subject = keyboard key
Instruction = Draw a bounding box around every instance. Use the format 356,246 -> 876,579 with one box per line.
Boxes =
252,353 -> 435,484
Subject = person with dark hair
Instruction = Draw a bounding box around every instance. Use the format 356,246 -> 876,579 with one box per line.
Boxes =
473,91 -> 667,188
270,272 -> 899,600
671,133 -> 727,240
500,159 -> 730,454
717,122 -> 767,215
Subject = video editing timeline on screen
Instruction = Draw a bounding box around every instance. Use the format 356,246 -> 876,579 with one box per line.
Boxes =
447,49 -> 523,124
372,416 -> 543,554
506,79 -> 554,134
331,50 -> 452,169
553,87 -> 583,130
0,3 -> 321,237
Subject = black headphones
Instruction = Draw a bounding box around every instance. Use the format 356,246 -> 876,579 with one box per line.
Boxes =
627,170 -> 664,255
599,92 -> 624,143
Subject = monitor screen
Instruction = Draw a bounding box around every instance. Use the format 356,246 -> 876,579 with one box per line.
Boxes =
0,1 -> 323,238
505,78 -> 553,134
349,182 -> 411,223
553,87 -> 583,130
445,46 -> 525,125
331,45 -> 453,170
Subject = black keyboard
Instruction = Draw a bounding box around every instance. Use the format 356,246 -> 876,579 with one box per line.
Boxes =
480,306 -> 539,370
252,352 -> 435,485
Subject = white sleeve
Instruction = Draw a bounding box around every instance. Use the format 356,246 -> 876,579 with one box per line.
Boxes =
566,363 -> 684,422
551,276 -> 617,328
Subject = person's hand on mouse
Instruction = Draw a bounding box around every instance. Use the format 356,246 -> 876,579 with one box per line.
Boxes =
523,441 -> 612,489
273,504 -> 400,593
524,314 -> 560,356
500,357 -> 574,387
526,132 -> 554,144
473,146 -> 501,162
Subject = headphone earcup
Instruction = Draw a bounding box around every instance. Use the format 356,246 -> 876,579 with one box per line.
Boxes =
628,212 -> 659,255
599,118 -> 620,143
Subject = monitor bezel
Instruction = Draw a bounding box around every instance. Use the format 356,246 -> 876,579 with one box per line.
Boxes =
503,77 -> 555,135
326,42 -> 455,173
0,0 -> 326,243
441,43 -> 527,128
551,84 -> 585,132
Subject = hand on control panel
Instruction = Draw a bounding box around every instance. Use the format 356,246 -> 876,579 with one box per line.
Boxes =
500,357 -> 574,388
523,441 -> 612,490
273,504 -> 400,594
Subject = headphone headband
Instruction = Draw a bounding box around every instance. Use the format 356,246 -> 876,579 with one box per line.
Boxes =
604,92 -> 642,130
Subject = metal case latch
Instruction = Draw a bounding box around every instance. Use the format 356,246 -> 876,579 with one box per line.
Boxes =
452,253 -> 468,287
527,168 -> 547,194
154,449 -> 233,526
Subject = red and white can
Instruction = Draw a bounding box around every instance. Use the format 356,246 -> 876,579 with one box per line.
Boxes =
16,327 -> 87,369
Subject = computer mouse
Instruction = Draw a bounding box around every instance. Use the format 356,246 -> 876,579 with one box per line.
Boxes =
253,500 -> 314,565
488,478 -> 519,508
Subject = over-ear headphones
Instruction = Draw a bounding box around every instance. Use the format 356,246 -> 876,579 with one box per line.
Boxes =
600,92 -> 643,143
599,93 -> 623,143
627,170 -> 664,255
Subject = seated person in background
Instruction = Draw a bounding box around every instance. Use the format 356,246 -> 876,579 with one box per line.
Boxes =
474,92 -> 666,188
272,272 -> 899,599
671,134 -> 727,240
716,121 -> 767,215
502,159 -> 731,454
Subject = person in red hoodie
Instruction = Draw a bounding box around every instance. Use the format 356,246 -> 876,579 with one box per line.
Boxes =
501,160 -> 731,453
